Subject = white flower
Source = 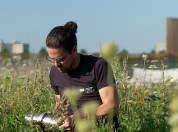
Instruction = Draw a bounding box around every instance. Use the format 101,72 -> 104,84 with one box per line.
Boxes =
127,76 -> 130,79
153,91 -> 157,94
133,63 -> 138,67
148,65 -> 158,69
23,63 -> 27,67
151,60 -> 159,63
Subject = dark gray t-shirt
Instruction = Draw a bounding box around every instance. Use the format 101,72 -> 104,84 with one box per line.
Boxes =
49,54 -> 115,115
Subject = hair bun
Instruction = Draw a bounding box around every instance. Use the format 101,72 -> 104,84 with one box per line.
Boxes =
64,21 -> 77,34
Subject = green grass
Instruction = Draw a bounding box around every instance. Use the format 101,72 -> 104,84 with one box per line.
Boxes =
0,57 -> 177,132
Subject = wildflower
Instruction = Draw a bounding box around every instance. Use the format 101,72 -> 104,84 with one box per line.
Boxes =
81,101 -> 99,119
144,90 -> 150,96
76,120 -> 91,132
153,91 -> 157,94
23,63 -> 27,67
148,65 -> 158,69
142,54 -> 148,61
63,88 -> 81,110
127,84 -> 132,89
168,113 -> 178,127
127,100 -> 136,104
102,42 -> 118,61
161,103 -> 165,105
170,97 -> 178,113
133,63 -> 138,67
172,127 -> 178,132
136,101 -> 142,104
127,100 -> 133,103
151,60 -> 159,63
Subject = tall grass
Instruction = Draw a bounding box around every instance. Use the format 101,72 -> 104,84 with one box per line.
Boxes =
112,56 -> 172,132
0,60 -> 55,131
0,55 -> 176,131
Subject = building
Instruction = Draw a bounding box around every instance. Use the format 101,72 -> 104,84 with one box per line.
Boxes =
0,41 -> 29,54
166,17 -> 178,55
156,42 -> 166,54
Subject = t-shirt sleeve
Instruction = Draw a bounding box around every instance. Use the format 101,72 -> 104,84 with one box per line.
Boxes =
95,59 -> 115,90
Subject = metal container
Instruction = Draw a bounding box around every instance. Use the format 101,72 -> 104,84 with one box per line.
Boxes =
25,112 -> 63,131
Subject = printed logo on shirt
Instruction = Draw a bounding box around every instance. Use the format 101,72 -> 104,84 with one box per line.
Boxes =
79,87 -> 95,94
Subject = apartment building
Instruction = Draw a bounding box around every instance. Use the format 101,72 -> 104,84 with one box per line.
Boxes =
166,17 -> 178,55
0,41 -> 29,54
156,42 -> 166,54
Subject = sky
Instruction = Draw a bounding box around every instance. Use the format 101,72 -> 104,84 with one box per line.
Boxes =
0,0 -> 178,54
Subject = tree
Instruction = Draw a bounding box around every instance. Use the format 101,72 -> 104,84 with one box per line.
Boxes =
21,47 -> 30,60
159,50 -> 165,54
23,48 -> 29,53
119,49 -> 128,56
1,40 -> 9,53
150,49 -> 155,54
1,47 -> 9,53
38,46 -> 47,56
92,52 -> 99,57
0,40 -> 11,58
80,48 -> 87,54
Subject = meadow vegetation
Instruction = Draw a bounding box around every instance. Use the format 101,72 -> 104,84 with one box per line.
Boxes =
0,47 -> 178,131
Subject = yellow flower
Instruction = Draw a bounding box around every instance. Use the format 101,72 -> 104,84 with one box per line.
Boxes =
63,88 -> 81,109
144,90 -> 150,96
136,101 -> 142,104
76,120 -> 91,132
142,54 -> 148,61
81,101 -> 99,119
127,84 -> 132,89
172,127 -> 178,132
170,97 -> 178,113
102,42 -> 118,61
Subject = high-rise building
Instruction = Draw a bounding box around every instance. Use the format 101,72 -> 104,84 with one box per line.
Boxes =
0,41 -> 29,54
166,17 -> 178,55
156,42 -> 166,54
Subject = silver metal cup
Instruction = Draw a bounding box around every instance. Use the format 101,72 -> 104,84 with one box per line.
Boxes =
25,112 -> 63,131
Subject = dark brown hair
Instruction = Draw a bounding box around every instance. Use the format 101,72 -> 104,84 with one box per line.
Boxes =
46,21 -> 77,53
